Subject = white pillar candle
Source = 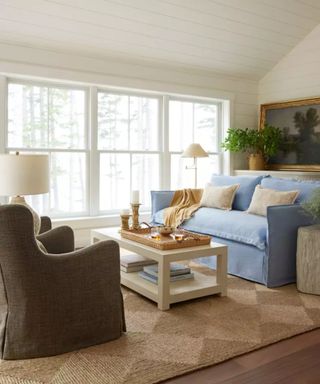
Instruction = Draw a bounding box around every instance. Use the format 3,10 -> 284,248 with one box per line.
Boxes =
131,190 -> 140,204
121,209 -> 130,215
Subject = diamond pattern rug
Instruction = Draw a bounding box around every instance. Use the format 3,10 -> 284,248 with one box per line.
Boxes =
1,264 -> 320,384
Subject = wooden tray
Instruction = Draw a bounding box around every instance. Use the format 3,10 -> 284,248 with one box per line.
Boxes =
120,228 -> 211,250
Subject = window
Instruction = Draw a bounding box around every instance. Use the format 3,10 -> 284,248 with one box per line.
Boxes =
5,79 -> 226,218
169,98 -> 221,189
7,82 -> 88,217
97,92 -> 160,211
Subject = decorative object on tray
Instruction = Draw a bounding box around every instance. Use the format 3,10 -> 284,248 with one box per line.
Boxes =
120,227 -> 211,250
120,209 -> 131,231
158,225 -> 174,236
221,125 -> 283,170
139,263 -> 194,284
260,97 -> 320,171
120,253 -> 156,273
130,190 -> 141,230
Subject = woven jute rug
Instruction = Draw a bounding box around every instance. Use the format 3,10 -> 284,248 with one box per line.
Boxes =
1,264 -> 320,384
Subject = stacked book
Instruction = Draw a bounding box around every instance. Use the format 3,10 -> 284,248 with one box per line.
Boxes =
120,254 -> 157,273
139,263 -> 194,284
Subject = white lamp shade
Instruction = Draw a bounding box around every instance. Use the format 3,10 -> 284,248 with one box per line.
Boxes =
181,143 -> 208,158
0,154 -> 49,196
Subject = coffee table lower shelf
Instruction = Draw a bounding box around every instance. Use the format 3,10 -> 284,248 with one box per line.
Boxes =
121,270 -> 222,306
91,227 -> 228,310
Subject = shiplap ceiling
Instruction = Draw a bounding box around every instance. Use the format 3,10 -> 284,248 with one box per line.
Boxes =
0,0 -> 320,80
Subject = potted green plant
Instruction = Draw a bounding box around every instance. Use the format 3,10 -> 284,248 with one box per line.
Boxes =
303,188 -> 320,221
221,124 -> 283,170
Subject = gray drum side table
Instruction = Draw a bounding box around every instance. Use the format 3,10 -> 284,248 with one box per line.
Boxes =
297,225 -> 320,295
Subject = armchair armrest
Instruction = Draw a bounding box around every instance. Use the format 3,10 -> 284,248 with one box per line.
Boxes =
37,225 -> 75,253
151,190 -> 174,222
266,204 -> 316,287
40,216 -> 52,233
43,240 -> 125,344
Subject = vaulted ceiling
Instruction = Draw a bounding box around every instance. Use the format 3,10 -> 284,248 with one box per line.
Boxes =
0,0 -> 320,80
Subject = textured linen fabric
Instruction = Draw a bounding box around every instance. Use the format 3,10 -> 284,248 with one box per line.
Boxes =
0,204 -> 125,360
261,177 -> 320,204
163,188 -> 202,227
151,190 -> 175,222
37,225 -> 75,254
247,185 -> 299,216
151,189 -> 316,287
200,183 -> 239,210
39,216 -> 52,233
210,175 -> 266,210
155,207 -> 267,250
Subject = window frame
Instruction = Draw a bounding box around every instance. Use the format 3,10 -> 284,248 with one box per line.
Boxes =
6,79 -> 91,218
167,95 -> 224,189
96,88 -> 163,214
3,77 -> 227,218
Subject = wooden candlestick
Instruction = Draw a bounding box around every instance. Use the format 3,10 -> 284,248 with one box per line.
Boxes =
131,203 -> 141,230
120,214 -> 130,231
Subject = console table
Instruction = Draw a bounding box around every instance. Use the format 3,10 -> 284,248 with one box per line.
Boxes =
233,170 -> 320,180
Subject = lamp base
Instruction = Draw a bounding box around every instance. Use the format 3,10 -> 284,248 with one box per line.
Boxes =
10,196 -> 41,235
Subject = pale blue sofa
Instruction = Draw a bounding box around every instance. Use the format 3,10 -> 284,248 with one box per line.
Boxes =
151,176 -> 319,287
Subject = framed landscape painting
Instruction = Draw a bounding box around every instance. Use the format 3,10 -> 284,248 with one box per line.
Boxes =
260,97 -> 320,171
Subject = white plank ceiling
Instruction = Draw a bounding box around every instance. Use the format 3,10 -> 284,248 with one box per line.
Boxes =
0,0 -> 320,80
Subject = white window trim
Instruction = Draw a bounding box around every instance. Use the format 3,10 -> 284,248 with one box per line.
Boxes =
96,88 -> 163,214
2,75 -> 231,219
6,79 -> 90,218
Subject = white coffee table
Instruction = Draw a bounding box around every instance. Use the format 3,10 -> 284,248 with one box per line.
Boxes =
91,228 -> 228,310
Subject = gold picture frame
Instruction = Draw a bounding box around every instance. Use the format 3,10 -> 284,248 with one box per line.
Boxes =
260,97 -> 320,171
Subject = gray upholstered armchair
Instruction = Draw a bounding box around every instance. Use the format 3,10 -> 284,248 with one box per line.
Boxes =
0,204 -> 125,360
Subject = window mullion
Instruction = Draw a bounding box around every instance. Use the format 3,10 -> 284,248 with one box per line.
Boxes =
89,86 -> 99,216
162,96 -> 170,189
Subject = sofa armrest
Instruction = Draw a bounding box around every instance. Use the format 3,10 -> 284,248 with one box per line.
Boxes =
151,190 -> 175,222
266,204 -> 315,287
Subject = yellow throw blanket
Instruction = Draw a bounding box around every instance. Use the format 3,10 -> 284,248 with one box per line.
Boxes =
164,188 -> 203,228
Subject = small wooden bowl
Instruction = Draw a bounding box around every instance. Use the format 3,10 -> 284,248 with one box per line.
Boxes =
158,226 -> 174,236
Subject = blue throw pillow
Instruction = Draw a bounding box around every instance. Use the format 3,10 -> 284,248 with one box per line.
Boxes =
210,175 -> 265,211
261,177 -> 320,204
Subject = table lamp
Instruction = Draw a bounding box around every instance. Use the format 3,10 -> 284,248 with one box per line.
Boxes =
0,153 -> 49,234
181,143 -> 208,188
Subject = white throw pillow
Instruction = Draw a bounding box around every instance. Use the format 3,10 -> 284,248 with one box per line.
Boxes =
247,185 -> 299,216
200,184 -> 240,210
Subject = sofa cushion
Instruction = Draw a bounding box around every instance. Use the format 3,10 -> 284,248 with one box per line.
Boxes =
247,185 -> 299,216
200,184 -> 239,210
261,177 -> 320,204
210,175 -> 265,211
154,207 -> 267,250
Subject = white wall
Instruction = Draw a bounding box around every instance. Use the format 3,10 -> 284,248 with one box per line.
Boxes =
0,43 -> 259,245
259,24 -> 320,103
0,42 -> 259,127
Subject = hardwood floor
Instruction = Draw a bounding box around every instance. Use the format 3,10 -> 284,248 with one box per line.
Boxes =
165,328 -> 320,384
